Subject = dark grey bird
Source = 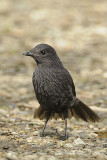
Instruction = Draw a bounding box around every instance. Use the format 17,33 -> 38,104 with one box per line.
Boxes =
22,43 -> 100,140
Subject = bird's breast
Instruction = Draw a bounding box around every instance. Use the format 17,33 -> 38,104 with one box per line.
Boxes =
32,67 -> 73,110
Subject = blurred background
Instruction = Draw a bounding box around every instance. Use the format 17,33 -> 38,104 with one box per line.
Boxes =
0,0 -> 106,108
0,0 -> 107,159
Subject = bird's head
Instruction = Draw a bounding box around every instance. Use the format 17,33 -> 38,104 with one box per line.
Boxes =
22,44 -> 58,65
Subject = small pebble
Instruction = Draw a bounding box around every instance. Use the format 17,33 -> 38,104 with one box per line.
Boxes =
103,143 -> 107,148
32,131 -> 39,136
89,125 -> 94,129
6,151 -> 17,160
65,143 -> 73,148
93,127 -> 99,131
26,137 -> 33,143
47,156 -> 57,160
100,128 -> 107,131
74,138 -> 85,145
92,151 -> 106,159
22,154 -> 37,160
90,132 -> 98,138
57,128 -> 63,132
39,156 -> 46,160
0,109 -> 7,115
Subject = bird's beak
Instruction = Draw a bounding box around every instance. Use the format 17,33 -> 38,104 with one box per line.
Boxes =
22,51 -> 33,57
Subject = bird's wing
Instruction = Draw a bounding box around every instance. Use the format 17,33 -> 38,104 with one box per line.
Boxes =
63,68 -> 76,96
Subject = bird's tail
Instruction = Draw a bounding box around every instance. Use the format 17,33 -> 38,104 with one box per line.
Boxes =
34,98 -> 101,122
69,98 -> 101,122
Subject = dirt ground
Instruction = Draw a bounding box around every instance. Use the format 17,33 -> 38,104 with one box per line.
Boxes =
0,0 -> 107,159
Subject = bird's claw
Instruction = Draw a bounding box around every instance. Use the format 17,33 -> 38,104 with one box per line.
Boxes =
40,132 -> 45,137
58,135 -> 68,141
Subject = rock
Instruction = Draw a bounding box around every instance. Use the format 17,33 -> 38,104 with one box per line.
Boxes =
22,154 -> 38,160
89,125 -> 94,129
57,127 -> 63,132
98,131 -> 107,138
93,127 -> 99,131
73,138 -> 85,145
6,151 -> 17,160
103,143 -> 107,148
76,150 -> 85,156
100,128 -> 106,131
39,156 -> 46,160
73,138 -> 85,148
55,151 -> 63,156
80,133 -> 90,139
65,143 -> 73,148
11,132 -> 18,135
26,137 -> 34,143
32,131 -> 39,136
68,136 -> 75,141
0,108 -> 7,115
84,149 -> 92,155
76,129 -> 84,133
89,132 -> 98,138
93,151 -> 101,157
47,156 -> 57,160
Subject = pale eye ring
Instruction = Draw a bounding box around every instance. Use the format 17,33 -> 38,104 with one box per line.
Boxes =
40,50 -> 46,55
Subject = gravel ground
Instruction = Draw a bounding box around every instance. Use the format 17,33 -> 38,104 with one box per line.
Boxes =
0,0 -> 107,159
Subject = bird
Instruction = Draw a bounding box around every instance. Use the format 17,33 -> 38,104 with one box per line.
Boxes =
22,43 -> 100,140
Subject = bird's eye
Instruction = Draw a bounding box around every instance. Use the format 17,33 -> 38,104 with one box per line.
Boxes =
40,50 -> 46,55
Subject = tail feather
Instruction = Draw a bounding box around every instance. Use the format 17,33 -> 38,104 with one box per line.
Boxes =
34,98 -> 101,122
34,106 -> 65,120
71,98 -> 101,122
34,106 -> 46,120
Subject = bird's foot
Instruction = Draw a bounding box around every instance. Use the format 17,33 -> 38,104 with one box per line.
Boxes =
58,135 -> 68,141
40,132 -> 45,137
62,135 -> 68,141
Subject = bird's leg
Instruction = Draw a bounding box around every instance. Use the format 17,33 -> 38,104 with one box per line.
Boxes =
40,115 -> 49,137
59,117 -> 68,140
64,118 -> 68,140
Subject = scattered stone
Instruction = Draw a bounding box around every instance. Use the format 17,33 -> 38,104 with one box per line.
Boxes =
6,151 -> 17,160
73,138 -> 85,148
32,131 -> 39,136
68,136 -> 75,141
26,137 -> 34,143
0,109 -> 7,115
103,143 -> 107,148
73,138 -> 85,145
55,151 -> 63,156
39,156 -> 46,160
98,131 -> 107,138
3,145 -> 10,150
22,154 -> 38,160
80,133 -> 90,139
89,125 -> 94,129
92,151 -> 106,159
93,127 -> 99,131
75,129 -> 83,134
47,156 -> 57,160
25,124 -> 31,130
65,143 -> 73,148
11,132 -> 18,135
100,128 -> 107,131
90,132 -> 98,138
75,150 -> 85,156
56,127 -> 63,132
